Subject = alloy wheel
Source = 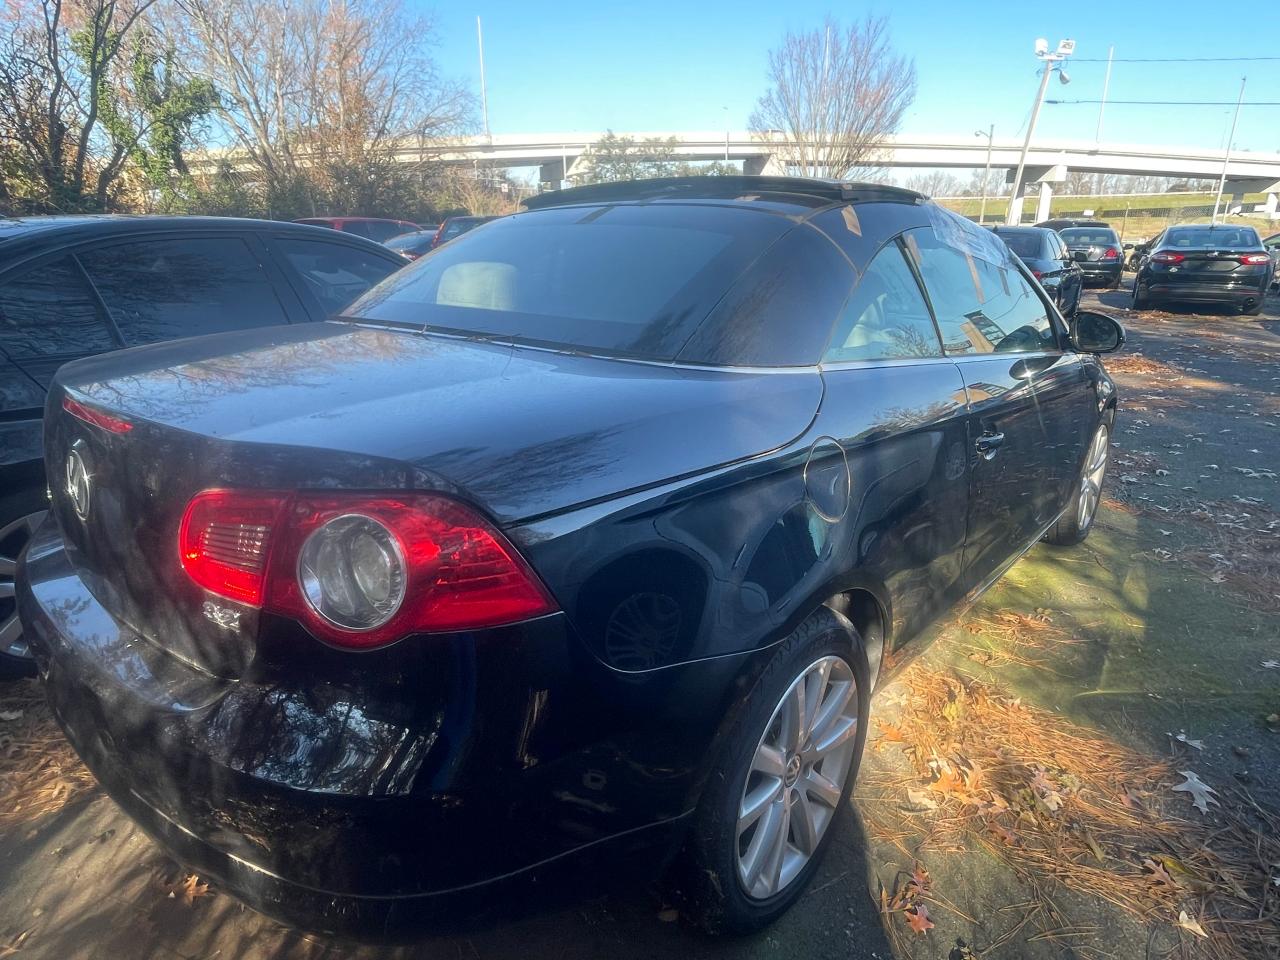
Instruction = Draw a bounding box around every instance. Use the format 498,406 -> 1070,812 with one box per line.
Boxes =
736,655 -> 858,900
1078,424 -> 1110,531
0,510 -> 46,660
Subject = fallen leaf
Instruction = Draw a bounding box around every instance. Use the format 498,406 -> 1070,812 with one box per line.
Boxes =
988,821 -> 1017,846
905,788 -> 938,811
1030,766 -> 1064,812
909,863 -> 931,894
1171,732 -> 1205,751
168,874 -> 210,906
0,710 -> 22,722
1142,857 -> 1177,889
904,904 -> 934,935
1176,910 -> 1207,939
1171,770 -> 1220,815
876,720 -> 909,745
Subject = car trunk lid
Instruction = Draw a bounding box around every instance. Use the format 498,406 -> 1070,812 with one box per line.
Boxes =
47,322 -> 822,677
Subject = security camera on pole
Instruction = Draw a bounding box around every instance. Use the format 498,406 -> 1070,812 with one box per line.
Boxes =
1006,38 -> 1074,225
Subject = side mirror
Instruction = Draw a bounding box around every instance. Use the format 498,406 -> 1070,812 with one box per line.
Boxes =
1072,250 -> 1088,262
1072,311 -> 1125,354
1122,243 -> 1134,250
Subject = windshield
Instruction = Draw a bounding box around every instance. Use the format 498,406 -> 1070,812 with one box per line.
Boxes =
1163,226 -> 1261,249
997,232 -> 1043,258
1060,228 -> 1118,245
345,203 -> 793,360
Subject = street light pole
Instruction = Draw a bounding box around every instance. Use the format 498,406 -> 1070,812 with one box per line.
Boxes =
477,16 -> 490,142
1007,38 -> 1074,225
1211,77 -> 1247,225
976,125 -> 994,224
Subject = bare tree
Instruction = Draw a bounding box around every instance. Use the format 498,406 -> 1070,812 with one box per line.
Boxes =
172,0 -> 472,213
904,170 -> 963,198
0,0 -> 159,212
750,15 -> 915,179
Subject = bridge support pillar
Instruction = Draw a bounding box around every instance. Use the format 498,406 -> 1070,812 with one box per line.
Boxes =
1035,183 -> 1053,224
743,154 -> 786,176
1264,191 -> 1278,220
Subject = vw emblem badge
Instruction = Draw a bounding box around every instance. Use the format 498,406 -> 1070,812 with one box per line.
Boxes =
66,444 -> 92,521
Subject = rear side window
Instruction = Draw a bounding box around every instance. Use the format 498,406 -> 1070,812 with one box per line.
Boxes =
0,257 -> 117,358
905,227 -> 1057,355
78,237 -> 289,346
824,240 -> 941,363
274,238 -> 400,316
348,204 -> 794,362
680,224 -> 854,367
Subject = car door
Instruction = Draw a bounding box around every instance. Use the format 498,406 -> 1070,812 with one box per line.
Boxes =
812,209 -> 971,648
267,236 -> 403,319
903,225 -> 1093,594
76,234 -> 295,346
0,254 -> 124,387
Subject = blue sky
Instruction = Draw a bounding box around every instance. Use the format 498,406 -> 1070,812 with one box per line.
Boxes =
424,0 -> 1279,154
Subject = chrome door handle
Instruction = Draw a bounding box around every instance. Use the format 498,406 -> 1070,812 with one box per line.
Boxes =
975,432 -> 1005,459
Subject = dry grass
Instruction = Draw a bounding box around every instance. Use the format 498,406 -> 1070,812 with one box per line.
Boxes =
0,681 -> 98,833
865,667 -> 1280,959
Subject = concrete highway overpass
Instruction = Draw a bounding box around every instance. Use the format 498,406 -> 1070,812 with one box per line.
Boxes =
407,132 -> 1280,221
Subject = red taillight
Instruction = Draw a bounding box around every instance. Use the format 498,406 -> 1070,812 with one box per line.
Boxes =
62,395 -> 132,434
178,489 -> 557,649
1030,269 -> 1044,279
1101,247 -> 1119,260
1151,251 -> 1185,264
179,490 -> 288,606
1239,253 -> 1270,265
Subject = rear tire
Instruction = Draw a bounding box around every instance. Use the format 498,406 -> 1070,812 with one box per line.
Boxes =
1046,420 -> 1110,547
1130,280 -> 1149,311
677,607 -> 869,934
1243,300 -> 1263,317
0,485 -> 48,680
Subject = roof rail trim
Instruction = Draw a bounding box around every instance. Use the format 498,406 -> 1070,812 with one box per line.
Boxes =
522,176 -> 926,210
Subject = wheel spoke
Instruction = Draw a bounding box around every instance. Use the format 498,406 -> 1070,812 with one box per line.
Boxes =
803,767 -> 842,809
765,796 -> 791,894
752,743 -> 786,778
780,680 -> 805,752
803,660 -> 830,738
791,788 -> 819,855
809,679 -> 854,746
808,715 -> 857,759
0,581 -> 13,600
0,612 -> 21,648
740,799 -> 783,891
738,780 -> 781,833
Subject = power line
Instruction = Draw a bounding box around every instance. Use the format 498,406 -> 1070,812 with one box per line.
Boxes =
1070,56 -> 1280,63
1046,98 -> 1280,107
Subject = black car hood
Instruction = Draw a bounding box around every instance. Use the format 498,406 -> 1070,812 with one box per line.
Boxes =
58,322 -> 823,523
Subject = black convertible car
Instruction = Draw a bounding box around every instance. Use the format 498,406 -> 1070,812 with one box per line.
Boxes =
17,177 -> 1124,938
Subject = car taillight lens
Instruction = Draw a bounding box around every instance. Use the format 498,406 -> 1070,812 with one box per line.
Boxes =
179,489 -> 557,649
1030,269 -> 1043,279
1101,247 -> 1119,260
1151,251 -> 1184,264
179,490 -> 288,606
62,395 -> 133,434
1238,253 -> 1270,265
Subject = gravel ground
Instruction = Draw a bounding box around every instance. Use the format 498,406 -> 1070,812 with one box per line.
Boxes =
0,281 -> 1276,960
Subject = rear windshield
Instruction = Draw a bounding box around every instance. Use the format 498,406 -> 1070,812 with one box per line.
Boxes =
386,232 -> 435,254
441,217 -> 489,241
996,232 -> 1043,258
345,203 -> 792,361
1163,226 -> 1260,249
1060,228 -> 1118,245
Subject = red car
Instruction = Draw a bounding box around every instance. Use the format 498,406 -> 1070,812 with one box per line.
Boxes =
294,217 -> 420,243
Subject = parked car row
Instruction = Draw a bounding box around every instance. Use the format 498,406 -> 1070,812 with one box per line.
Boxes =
13,176 -> 1126,939
0,217 -> 406,677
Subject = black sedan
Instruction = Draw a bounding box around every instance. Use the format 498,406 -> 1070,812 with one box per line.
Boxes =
0,216 -> 404,679
1059,226 -> 1125,288
1132,224 -> 1274,315
384,229 -> 437,261
17,177 -> 1124,938
991,225 -> 1084,317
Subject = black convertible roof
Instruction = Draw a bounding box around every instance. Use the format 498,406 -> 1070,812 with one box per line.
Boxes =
522,176 -> 926,210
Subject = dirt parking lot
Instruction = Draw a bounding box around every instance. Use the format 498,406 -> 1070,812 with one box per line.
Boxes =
1,284 -> 1277,960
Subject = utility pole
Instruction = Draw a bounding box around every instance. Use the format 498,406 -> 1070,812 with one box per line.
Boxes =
1211,77 -> 1246,224
723,106 -> 729,162
1007,38 -> 1074,225
477,16 -> 490,141
976,125 -> 994,224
